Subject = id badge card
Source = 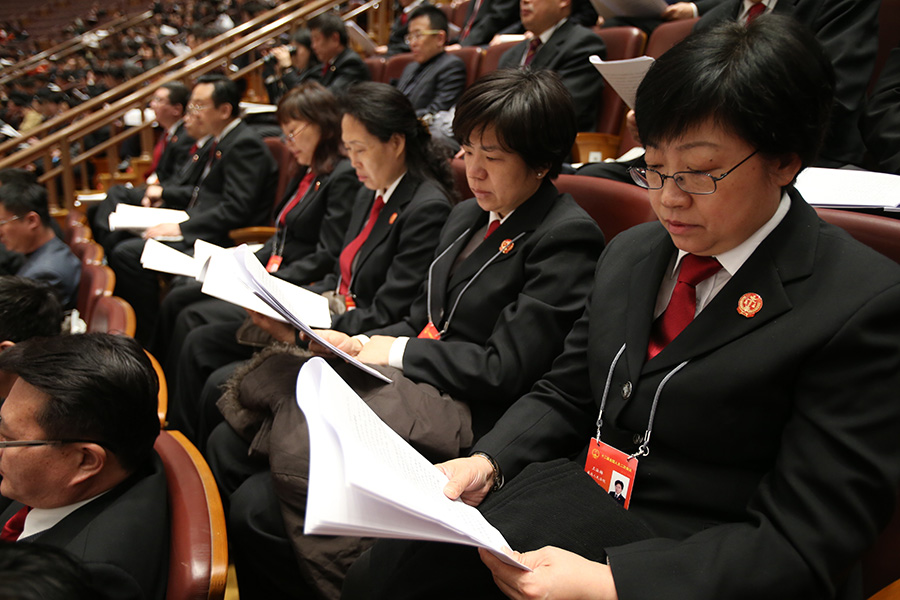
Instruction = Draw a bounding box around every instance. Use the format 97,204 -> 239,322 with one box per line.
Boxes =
265,255 -> 283,273
417,321 -> 441,340
584,438 -> 638,509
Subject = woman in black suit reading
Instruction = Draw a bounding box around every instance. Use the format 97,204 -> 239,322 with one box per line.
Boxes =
209,69 -> 605,599
344,16 -> 900,600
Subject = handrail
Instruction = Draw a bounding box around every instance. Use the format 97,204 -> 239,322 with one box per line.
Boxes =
0,12 -> 152,85
0,0 -> 338,209
0,0 -> 313,154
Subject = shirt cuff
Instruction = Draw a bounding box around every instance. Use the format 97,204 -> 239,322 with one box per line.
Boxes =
690,2 -> 699,17
388,336 -> 410,370
352,334 -> 370,347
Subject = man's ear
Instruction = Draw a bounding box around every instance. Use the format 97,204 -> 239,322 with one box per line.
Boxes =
23,211 -> 42,230
70,444 -> 108,485
0,341 -> 15,353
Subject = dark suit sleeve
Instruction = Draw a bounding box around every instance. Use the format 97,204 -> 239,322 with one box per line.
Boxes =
275,162 -> 361,285
399,214 -> 603,408
461,0 -> 520,46
180,133 -> 276,246
693,0 -> 727,15
420,57 -> 467,116
607,281 -> 900,600
862,46 -> 900,174
331,194 -> 451,334
83,563 -> 148,600
497,43 -> 524,69
548,26 -> 606,132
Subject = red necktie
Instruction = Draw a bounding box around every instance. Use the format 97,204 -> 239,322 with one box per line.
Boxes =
524,38 -> 542,66
278,172 -> 315,226
338,195 -> 385,295
745,1 -> 766,23
147,132 -> 169,177
0,506 -> 31,542
461,0 -> 483,40
647,254 -> 721,360
484,219 -> 500,240
401,12 -> 409,25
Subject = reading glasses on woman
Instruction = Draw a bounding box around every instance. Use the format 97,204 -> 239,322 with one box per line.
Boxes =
629,149 -> 758,194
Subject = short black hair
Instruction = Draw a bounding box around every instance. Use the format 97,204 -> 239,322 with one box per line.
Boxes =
635,14 -> 835,170
195,73 -> 240,120
0,168 -> 37,185
160,80 -> 190,112
0,542 -> 104,600
277,82 -> 342,174
309,12 -> 348,47
292,27 -> 314,51
0,276 -> 63,342
614,480 -> 624,488
0,333 -> 160,472
0,182 -> 51,225
408,4 -> 449,34
453,68 -> 576,179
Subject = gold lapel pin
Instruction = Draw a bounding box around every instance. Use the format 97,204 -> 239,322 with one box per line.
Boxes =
499,239 -> 514,254
389,212 -> 398,225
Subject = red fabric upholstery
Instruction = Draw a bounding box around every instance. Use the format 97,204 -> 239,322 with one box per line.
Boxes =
87,295 -> 136,337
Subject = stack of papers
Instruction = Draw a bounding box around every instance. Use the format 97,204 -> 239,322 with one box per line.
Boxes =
590,55 -> 655,110
299,358 -> 528,569
795,167 -> 900,210
109,204 -> 189,236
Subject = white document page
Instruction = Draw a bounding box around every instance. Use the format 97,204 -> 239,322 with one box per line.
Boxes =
795,167 -> 900,210
299,358 -> 528,570
590,55 -> 655,110
231,246 -> 391,383
200,253 -> 288,321
139,238 -> 200,277
590,0 -> 666,19
108,204 -> 189,233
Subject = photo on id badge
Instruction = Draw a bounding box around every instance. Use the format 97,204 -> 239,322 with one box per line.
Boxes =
608,473 -> 630,507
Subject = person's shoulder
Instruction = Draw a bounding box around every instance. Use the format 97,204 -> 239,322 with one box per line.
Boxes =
437,51 -> 466,69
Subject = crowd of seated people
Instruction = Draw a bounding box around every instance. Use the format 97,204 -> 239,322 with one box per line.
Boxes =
0,1 -> 898,599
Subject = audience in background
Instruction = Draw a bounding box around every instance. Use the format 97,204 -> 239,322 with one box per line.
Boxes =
0,183 -> 79,309
308,13 -> 371,95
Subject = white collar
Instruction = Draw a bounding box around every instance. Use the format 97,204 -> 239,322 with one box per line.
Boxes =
377,172 -> 407,204
20,490 -> 110,540
214,117 -> 242,143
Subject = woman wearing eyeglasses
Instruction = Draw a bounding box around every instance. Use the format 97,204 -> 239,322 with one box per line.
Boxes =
344,16 -> 900,600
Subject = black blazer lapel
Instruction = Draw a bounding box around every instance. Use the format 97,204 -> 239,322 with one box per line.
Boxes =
447,179 -> 557,289
353,175 -> 419,273
428,202 -> 484,324
531,20 -> 572,69
643,192 -> 818,374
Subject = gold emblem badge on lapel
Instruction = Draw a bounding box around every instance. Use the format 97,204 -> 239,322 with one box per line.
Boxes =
737,292 -> 763,317
389,212 -> 398,225
215,150 -> 222,159
499,239 -> 514,254
314,181 -> 321,192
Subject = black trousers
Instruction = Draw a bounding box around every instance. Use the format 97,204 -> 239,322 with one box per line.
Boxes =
342,459 -> 654,599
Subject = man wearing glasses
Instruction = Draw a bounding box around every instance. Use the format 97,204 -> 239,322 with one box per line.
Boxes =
0,333 -> 167,600
394,4 -> 467,120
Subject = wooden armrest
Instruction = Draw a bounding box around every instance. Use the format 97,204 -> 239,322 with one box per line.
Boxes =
571,132 -> 622,164
229,226 -> 277,245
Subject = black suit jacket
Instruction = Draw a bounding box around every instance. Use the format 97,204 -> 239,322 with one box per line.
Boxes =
321,48 -> 371,95
153,121 -> 195,186
863,45 -> 900,175
309,174 -> 452,335
696,0 -> 878,166
385,11 -> 411,56
458,0 -> 520,46
177,120 -> 278,248
256,158 -> 362,286
396,52 -> 467,117
372,180 -> 604,437
498,20 -> 606,132
159,136 -> 215,210
476,191 -> 900,599
0,457 -> 169,600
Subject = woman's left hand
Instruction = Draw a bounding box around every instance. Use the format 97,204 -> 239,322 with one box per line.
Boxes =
356,335 -> 396,365
479,546 -> 619,600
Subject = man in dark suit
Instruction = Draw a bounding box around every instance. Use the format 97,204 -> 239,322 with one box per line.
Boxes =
498,0 -> 606,132
376,0 -> 426,56
91,81 -> 196,252
863,44 -> 900,175
0,182 -> 80,309
308,13 -> 370,95
394,4 -> 467,118
0,334 -> 168,600
453,0 -> 520,46
108,74 -> 277,342
695,0 -> 879,167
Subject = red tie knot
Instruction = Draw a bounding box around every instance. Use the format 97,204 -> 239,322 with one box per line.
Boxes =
677,254 -> 721,287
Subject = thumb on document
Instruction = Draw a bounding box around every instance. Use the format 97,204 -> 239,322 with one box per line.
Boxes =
438,456 -> 495,506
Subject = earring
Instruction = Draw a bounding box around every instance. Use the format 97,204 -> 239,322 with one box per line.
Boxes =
536,171 -> 544,179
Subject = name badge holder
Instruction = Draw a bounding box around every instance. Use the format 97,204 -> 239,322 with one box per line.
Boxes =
417,230 -> 526,340
267,180 -> 318,273
584,343 -> 689,509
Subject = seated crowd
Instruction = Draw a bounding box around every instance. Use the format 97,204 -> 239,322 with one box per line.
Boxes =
0,1 -> 899,599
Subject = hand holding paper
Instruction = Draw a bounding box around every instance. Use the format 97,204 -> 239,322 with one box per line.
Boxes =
298,358 -> 528,570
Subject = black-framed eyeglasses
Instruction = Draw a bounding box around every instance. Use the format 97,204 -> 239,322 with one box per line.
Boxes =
628,150 -> 759,195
